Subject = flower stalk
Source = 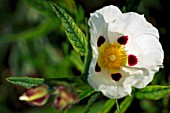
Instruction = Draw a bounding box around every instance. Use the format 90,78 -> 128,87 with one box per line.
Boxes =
81,18 -> 92,82
116,99 -> 120,113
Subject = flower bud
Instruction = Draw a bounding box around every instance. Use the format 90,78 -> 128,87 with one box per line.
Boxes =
53,85 -> 79,111
19,85 -> 49,106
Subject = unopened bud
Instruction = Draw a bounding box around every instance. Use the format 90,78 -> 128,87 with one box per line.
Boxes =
53,85 -> 79,110
19,85 -> 49,106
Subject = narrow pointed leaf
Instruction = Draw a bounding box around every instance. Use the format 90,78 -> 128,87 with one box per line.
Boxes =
84,92 -> 101,113
136,85 -> 170,100
6,77 -> 44,89
79,89 -> 95,101
52,3 -> 87,56
6,76 -> 84,89
114,95 -> 134,113
98,99 -> 116,113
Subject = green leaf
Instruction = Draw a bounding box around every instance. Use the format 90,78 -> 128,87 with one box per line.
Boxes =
114,95 -> 134,113
79,89 -> 95,101
6,76 -> 84,89
6,77 -> 44,89
84,92 -> 101,113
98,99 -> 116,113
52,3 -> 87,56
136,85 -> 170,100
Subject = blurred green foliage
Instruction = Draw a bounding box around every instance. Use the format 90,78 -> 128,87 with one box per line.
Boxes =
0,0 -> 170,113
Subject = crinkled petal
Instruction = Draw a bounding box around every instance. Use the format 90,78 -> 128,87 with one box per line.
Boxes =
108,12 -> 159,43
126,34 -> 163,67
94,5 -> 122,23
88,56 -> 112,88
88,74 -> 132,98
88,58 -> 132,98
88,5 -> 122,55
124,34 -> 164,88
98,84 -> 131,99
122,66 -> 149,88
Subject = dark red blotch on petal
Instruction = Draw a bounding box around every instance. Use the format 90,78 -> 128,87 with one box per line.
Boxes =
97,35 -> 105,47
117,36 -> 128,45
111,73 -> 122,81
95,63 -> 101,72
128,54 -> 138,66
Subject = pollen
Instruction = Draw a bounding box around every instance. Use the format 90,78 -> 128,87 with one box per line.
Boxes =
98,42 -> 127,73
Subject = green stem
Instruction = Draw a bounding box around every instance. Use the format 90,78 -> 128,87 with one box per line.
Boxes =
80,18 -> 92,82
44,77 -> 83,86
116,99 -> 120,112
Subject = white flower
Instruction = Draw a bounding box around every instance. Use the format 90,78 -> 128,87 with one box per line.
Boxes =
88,5 -> 164,99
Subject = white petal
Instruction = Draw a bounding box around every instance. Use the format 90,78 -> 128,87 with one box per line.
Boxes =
122,66 -> 149,88
108,32 -> 124,43
88,72 -> 132,99
88,5 -> 122,55
94,5 -> 122,23
122,66 -> 157,88
98,84 -> 131,99
108,12 -> 159,42
88,58 -> 132,98
88,5 -> 122,28
88,56 -> 113,88
126,34 -> 163,68
124,34 -> 164,88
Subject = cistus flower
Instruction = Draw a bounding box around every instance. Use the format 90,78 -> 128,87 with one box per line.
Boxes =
53,85 -> 79,111
19,85 -> 49,106
88,5 -> 164,99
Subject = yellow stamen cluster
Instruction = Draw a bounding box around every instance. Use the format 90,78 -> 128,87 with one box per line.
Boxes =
98,42 -> 127,73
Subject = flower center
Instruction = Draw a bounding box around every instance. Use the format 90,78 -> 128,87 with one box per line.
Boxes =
98,42 -> 127,73
109,55 -> 116,61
